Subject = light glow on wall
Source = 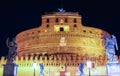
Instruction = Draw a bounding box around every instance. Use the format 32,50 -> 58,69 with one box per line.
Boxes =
54,25 -> 69,32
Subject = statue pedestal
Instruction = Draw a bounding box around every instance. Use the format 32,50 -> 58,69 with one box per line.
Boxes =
106,61 -> 120,76
80,73 -> 85,76
40,74 -> 44,76
40,73 -> 44,76
3,63 -> 18,76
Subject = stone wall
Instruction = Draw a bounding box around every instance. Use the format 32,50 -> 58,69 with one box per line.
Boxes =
0,54 -> 112,76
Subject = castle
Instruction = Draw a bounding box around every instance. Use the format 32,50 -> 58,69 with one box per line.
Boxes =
0,10 -> 119,76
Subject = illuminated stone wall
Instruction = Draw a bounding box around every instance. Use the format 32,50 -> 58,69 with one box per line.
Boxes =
0,55 -> 120,76
16,12 -> 107,57
0,55 -> 108,76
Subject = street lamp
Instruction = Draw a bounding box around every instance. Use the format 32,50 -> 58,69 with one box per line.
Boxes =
86,61 -> 92,76
33,62 -> 37,76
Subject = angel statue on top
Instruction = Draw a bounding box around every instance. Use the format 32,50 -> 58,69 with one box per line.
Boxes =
6,37 -> 18,63
104,34 -> 118,62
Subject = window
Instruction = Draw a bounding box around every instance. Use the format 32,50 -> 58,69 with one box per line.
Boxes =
55,18 -> 59,22
83,30 -> 86,32
90,31 -> 92,33
74,24 -> 77,27
46,18 -> 49,23
32,32 -> 34,34
38,31 -> 40,33
65,18 -> 68,23
46,24 -> 49,28
73,18 -> 77,23
60,27 -> 64,31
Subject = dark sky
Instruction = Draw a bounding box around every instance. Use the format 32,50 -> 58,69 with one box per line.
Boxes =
0,0 -> 120,57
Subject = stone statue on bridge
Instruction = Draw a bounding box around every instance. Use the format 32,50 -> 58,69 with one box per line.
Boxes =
3,37 -> 18,76
104,34 -> 118,62
79,63 -> 84,76
6,37 -> 18,63
39,63 -> 44,76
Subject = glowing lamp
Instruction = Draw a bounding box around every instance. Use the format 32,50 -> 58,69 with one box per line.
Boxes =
87,61 -> 92,68
33,62 -> 37,76
33,62 -> 37,69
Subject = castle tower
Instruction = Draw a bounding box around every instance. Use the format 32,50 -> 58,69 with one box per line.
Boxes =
0,10 -> 111,76
16,11 -> 108,58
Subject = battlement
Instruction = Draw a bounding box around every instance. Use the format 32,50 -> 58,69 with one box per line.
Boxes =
0,54 -> 111,67
43,12 -> 80,17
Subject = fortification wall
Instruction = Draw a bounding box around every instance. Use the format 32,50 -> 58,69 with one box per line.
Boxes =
0,56 -> 120,76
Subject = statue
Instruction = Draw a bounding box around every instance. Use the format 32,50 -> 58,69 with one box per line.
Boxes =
59,37 -> 67,46
105,35 -> 120,76
79,63 -> 84,76
39,63 -> 44,76
6,37 -> 18,63
3,37 -> 18,76
58,8 -> 66,13
104,35 -> 118,62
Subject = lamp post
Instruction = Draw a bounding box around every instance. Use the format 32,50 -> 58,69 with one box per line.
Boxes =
49,66 -> 50,76
86,61 -> 92,76
33,62 -> 37,76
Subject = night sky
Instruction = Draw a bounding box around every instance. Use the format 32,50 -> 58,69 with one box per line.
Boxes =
0,0 -> 120,57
